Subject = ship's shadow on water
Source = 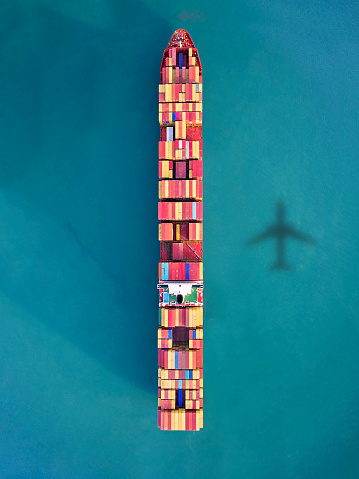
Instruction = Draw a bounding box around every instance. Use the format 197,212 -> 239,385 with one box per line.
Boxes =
0,2 -> 174,393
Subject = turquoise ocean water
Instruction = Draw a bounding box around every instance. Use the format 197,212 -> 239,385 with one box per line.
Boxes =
1,1 -> 358,477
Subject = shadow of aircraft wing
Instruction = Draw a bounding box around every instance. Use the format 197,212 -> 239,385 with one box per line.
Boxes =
246,226 -> 277,246
284,225 -> 316,245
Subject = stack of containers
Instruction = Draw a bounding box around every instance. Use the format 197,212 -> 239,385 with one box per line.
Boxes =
157,29 -> 203,431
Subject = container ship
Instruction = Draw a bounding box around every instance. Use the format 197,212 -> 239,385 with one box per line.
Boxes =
157,29 -> 203,431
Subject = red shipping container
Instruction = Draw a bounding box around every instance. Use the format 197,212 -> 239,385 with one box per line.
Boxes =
199,180 -> 203,199
197,201 -> 203,220
189,262 -> 197,280
173,243 -> 183,260
176,162 -> 186,179
159,141 -> 164,159
182,203 -> 187,220
160,410 -> 164,429
175,67 -> 179,83
188,141 -> 192,159
196,349 -> 202,369
189,411 -> 194,430
192,160 -> 197,178
185,84 -> 190,102
198,160 -> 203,178
162,202 -> 168,220
178,263 -> 183,280
178,309 -> 183,327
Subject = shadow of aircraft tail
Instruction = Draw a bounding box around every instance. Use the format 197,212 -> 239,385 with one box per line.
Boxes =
271,260 -> 292,271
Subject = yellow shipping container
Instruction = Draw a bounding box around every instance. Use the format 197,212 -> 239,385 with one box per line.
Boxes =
188,48 -> 192,57
165,83 -> 172,102
181,409 -> 186,431
176,224 -> 180,240
182,121 -> 186,139
199,307 -> 203,326
195,66 -> 199,83
199,409 -> 203,428
164,180 -> 169,198
174,202 -> 179,220
163,161 -> 168,178
197,223 -> 202,240
168,66 -> 173,83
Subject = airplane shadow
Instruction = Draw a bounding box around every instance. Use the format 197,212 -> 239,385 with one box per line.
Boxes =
246,200 -> 316,271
